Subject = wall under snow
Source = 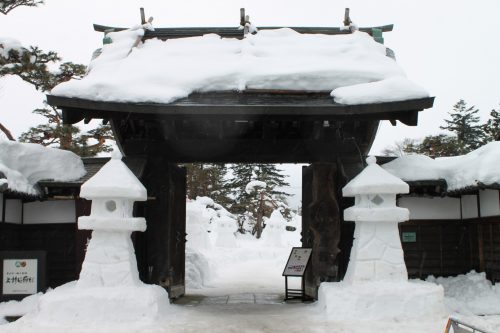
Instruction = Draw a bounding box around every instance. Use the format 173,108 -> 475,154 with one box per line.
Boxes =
5,199 -> 22,224
0,193 -> 3,221
398,196 -> 460,220
479,189 -> 500,217
461,195 -> 478,219
23,200 -> 76,224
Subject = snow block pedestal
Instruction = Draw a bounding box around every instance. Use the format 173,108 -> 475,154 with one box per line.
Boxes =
35,283 -> 168,325
318,157 -> 445,321
318,280 -> 444,320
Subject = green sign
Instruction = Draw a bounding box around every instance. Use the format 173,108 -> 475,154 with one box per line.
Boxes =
402,232 -> 417,243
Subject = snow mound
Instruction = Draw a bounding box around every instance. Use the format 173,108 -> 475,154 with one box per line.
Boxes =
318,280 -> 445,321
0,141 -> 86,195
52,28 -> 428,105
383,142 -> 500,191
427,271 -> 500,315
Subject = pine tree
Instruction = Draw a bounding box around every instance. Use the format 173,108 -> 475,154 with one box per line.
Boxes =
1,1 -> 114,156
0,0 -> 43,15
185,163 -> 231,205
227,164 -> 255,214
253,164 -> 291,197
440,99 -> 484,154
483,105 -> 500,142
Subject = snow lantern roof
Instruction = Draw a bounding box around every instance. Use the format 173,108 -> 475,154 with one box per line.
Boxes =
343,156 -> 409,196
50,24 -> 430,106
382,141 -> 500,193
0,141 -> 86,196
80,152 -> 147,200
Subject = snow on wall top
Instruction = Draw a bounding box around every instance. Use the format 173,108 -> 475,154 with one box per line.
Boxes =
80,154 -> 147,200
0,140 -> 86,196
343,156 -> 409,196
382,141 -> 500,192
51,27 -> 428,105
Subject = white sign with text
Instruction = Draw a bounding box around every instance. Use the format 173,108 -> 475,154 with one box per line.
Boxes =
283,247 -> 312,276
2,259 -> 38,294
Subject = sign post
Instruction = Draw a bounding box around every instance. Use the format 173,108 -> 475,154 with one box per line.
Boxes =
282,247 -> 312,301
0,251 -> 46,301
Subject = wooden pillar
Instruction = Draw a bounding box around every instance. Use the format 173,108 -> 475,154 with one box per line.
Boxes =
142,158 -> 186,299
308,163 -> 342,285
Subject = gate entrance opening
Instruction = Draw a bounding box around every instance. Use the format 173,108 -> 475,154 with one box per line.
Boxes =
47,25 -> 434,300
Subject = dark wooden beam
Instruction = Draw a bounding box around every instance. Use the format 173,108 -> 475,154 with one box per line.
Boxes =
93,24 -> 394,40
47,94 -> 433,125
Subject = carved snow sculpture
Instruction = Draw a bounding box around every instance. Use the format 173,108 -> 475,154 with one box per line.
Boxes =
262,210 -> 285,247
215,215 -> 238,248
342,155 -> 409,283
77,154 -> 147,287
186,199 -> 212,251
33,153 -> 169,325
317,156 -> 445,321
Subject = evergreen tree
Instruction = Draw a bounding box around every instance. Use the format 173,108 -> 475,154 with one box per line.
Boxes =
253,164 -> 291,197
227,164 -> 255,214
0,0 -> 43,15
382,134 -> 462,158
185,163 -> 231,205
1,0 -> 114,156
440,99 -> 484,153
483,105 -> 500,142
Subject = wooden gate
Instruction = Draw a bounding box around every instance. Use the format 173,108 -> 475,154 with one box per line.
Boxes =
142,161 -> 186,299
301,165 -> 316,299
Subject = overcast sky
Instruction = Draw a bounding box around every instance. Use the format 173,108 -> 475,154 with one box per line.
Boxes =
1,0 -> 499,207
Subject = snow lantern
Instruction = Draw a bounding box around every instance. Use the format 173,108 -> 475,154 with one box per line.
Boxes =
342,156 -> 410,283
77,153 -> 147,287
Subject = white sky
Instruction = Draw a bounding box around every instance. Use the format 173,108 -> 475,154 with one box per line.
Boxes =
1,0 -> 499,207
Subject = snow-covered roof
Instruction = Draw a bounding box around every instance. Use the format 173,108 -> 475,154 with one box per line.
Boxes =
51,26 -> 428,106
79,153 -> 147,200
343,156 -> 409,196
382,142 -> 500,192
0,141 -> 86,196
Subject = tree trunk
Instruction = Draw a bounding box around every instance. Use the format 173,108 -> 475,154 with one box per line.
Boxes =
0,123 -> 15,141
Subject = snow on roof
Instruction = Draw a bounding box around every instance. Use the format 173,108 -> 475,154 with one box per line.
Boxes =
382,141 -> 500,192
0,141 -> 86,196
343,156 -> 409,196
51,27 -> 428,105
79,153 -> 147,200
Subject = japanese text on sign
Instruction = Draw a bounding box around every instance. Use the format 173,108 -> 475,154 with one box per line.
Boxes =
2,259 -> 37,295
283,248 -> 312,276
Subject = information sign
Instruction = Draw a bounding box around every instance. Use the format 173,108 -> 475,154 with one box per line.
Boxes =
402,232 -> 417,243
0,251 -> 46,301
2,259 -> 38,294
282,247 -> 312,277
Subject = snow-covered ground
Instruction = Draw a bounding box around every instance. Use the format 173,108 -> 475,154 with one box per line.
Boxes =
1,197 -> 499,332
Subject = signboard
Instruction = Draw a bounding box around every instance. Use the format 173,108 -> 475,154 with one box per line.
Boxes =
0,251 -> 46,301
402,232 -> 417,243
282,247 -> 312,277
3,259 -> 38,294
